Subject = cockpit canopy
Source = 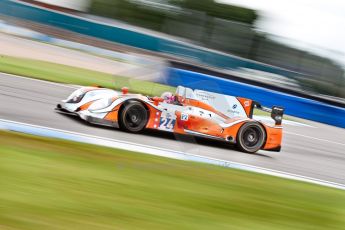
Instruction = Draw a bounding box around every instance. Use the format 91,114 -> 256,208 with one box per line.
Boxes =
175,86 -> 196,100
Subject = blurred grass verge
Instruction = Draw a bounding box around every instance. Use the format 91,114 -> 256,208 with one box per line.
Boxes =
0,55 -> 175,96
1,130 -> 345,230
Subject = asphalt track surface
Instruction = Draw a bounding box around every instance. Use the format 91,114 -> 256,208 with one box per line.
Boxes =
1,73 -> 345,185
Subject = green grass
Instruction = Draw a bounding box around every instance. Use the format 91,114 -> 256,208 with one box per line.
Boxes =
0,55 -> 175,96
253,108 -> 271,117
0,131 -> 345,230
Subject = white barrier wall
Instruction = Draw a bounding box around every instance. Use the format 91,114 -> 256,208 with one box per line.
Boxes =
34,0 -> 91,11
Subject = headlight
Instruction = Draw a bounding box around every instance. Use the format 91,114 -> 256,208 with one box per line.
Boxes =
88,98 -> 113,111
66,88 -> 86,103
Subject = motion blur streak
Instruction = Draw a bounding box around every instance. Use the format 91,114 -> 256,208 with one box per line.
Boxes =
285,131 -> 345,147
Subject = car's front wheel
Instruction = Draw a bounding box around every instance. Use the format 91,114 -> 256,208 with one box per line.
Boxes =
236,122 -> 266,153
119,101 -> 148,133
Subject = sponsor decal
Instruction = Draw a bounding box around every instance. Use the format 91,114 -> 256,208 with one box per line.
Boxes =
195,92 -> 216,101
181,113 -> 189,121
196,92 -> 216,99
244,101 -> 250,107
227,105 -> 241,115
227,109 -> 240,115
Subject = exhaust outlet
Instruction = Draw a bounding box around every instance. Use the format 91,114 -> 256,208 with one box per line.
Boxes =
226,136 -> 234,142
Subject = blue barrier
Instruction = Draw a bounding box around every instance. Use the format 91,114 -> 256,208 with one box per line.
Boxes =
158,68 -> 345,128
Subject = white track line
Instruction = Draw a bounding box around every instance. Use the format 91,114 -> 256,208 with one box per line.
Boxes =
285,131 -> 345,147
253,115 -> 312,127
0,72 -> 78,89
0,118 -> 344,190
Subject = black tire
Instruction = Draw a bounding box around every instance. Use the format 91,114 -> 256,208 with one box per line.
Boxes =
236,122 -> 266,153
119,101 -> 148,133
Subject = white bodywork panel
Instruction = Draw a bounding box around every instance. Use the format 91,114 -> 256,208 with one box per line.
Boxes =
195,89 -> 247,118
177,86 -> 248,118
62,88 -> 117,113
34,0 -> 91,11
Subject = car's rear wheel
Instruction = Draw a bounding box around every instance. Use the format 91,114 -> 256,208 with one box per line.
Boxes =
119,101 -> 148,133
236,122 -> 266,153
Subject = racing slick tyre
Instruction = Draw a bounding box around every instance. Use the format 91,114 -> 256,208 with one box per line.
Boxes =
236,122 -> 266,153
119,101 -> 148,133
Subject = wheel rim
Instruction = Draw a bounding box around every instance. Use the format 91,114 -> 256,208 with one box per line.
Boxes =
125,105 -> 145,129
241,126 -> 262,149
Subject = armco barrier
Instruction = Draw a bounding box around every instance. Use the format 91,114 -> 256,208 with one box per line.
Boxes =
159,68 -> 345,128
0,0 -> 160,51
0,0 -> 298,78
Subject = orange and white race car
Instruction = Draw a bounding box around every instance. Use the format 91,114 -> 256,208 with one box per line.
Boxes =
56,86 -> 284,153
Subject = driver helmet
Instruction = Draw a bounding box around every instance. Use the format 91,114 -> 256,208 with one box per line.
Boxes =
161,92 -> 175,103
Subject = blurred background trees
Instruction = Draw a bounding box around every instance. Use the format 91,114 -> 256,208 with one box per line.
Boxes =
89,0 -> 345,98
89,0 -> 257,29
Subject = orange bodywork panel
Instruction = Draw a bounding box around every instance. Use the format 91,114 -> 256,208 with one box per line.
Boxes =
184,99 -> 216,113
78,101 -> 95,111
104,109 -> 119,122
146,105 -> 162,129
262,124 -> 283,150
186,114 -> 224,137
174,111 -> 186,134
103,99 -> 121,122
236,97 -> 253,117
222,119 -> 247,140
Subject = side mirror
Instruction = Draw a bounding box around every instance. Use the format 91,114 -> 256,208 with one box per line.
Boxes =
121,87 -> 129,95
152,96 -> 164,106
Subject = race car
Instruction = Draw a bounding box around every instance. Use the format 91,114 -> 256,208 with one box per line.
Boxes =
56,85 -> 284,153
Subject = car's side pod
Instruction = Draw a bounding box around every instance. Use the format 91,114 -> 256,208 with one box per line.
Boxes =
252,101 -> 285,125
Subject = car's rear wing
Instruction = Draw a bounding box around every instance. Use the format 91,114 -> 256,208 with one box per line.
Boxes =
252,102 -> 284,125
